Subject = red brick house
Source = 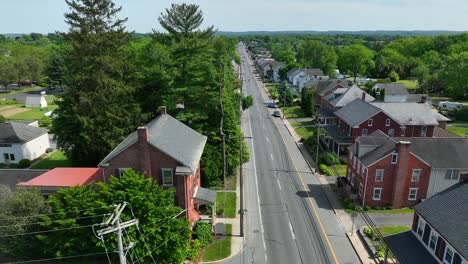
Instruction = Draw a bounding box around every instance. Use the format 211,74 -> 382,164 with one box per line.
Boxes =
383,181 -> 468,264
315,79 -> 349,108
346,130 -> 468,208
98,107 -> 214,222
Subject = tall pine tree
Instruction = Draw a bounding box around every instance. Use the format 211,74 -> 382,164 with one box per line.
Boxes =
52,0 -> 142,165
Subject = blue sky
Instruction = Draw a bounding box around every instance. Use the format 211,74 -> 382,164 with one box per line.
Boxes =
1,0 -> 468,33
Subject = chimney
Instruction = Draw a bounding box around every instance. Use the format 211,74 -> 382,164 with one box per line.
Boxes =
361,92 -> 366,101
160,106 -> 167,115
137,127 -> 152,177
392,141 -> 411,208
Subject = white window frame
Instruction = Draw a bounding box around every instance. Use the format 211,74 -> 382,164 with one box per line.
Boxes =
162,168 -> 174,186
368,119 -> 373,126
401,127 -> 406,136
391,153 -> 398,164
421,126 -> 428,137
445,169 -> 460,181
385,119 -> 391,126
412,169 -> 421,182
388,128 -> 395,137
375,169 -> 384,182
362,129 -> 368,136
408,188 -> 418,200
417,218 -> 425,237
444,246 -> 454,264
429,231 -> 438,252
373,188 -> 382,200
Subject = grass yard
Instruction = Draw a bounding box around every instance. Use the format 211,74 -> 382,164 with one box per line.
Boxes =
340,198 -> 414,214
395,80 -> 418,89
0,86 -> 43,96
334,164 -> 347,176
379,226 -> 410,237
216,192 -> 237,218
292,121 -> 315,139
282,106 -> 306,119
30,151 -> 74,169
8,105 -> 58,120
447,126 -> 468,137
201,224 -> 232,262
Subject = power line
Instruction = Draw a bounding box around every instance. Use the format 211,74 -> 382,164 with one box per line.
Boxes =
0,251 -> 111,264
0,214 -> 109,229
0,224 -> 95,238
0,206 -> 110,222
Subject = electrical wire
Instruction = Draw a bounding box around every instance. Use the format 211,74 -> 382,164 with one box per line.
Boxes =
0,224 -> 95,238
0,214 -> 109,229
0,206 -> 110,222
0,251 -> 110,264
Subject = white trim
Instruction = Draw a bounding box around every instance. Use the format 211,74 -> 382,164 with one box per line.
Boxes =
391,153 -> 398,164
368,119 -> 373,127
362,128 -> 368,136
162,168 -> 174,186
385,119 -> 391,126
372,187 -> 382,200
388,128 -> 395,137
375,169 -> 384,182
412,169 -> 421,182
408,188 -> 418,200
444,245 -> 455,264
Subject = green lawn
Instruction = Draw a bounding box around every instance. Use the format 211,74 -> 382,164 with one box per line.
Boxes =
334,164 -> 347,176
395,80 -> 418,89
0,86 -> 43,96
447,126 -> 468,137
282,106 -> 306,119
379,226 -> 410,237
292,121 -> 316,139
201,224 -> 232,262
30,151 -> 74,169
216,192 -> 237,218
340,198 -> 414,214
8,105 -> 58,120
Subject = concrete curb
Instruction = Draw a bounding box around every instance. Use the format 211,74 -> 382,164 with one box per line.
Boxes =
346,232 -> 368,264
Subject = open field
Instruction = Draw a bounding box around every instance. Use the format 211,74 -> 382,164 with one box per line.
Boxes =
0,106 -> 30,117
395,80 -> 418,89
7,105 -> 58,120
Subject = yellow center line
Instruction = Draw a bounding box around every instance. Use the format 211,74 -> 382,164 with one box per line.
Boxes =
276,122 -> 340,264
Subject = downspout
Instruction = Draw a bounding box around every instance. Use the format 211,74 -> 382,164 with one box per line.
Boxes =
362,167 -> 368,207
184,175 -> 188,220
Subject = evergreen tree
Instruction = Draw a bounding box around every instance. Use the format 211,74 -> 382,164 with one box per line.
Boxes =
52,0 -> 142,165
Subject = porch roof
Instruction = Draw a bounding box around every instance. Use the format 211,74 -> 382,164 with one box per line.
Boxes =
383,231 -> 438,264
193,187 -> 216,205
322,124 -> 352,144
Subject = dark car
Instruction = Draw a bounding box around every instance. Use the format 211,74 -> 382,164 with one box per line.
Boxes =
273,110 -> 281,117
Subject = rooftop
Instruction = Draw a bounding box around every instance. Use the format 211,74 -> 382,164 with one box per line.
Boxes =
371,102 -> 439,126
0,121 -> 48,144
18,168 -> 101,187
384,231 -> 439,264
334,99 -> 381,127
373,83 -> 409,96
328,85 -> 375,108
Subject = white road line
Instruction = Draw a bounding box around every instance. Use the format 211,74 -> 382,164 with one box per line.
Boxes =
288,221 -> 296,240
266,136 -> 269,143
276,178 -> 282,191
270,153 -> 274,161
248,105 -> 268,263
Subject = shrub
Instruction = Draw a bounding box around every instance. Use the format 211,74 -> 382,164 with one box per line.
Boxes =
364,227 -> 377,240
39,117 -> 51,128
363,206 -> 371,211
453,108 -> 468,121
187,239 -> 203,260
319,152 -> 340,166
216,206 -> 224,216
0,114 -> 5,123
18,159 -> 31,168
319,164 -> 334,176
193,222 -> 213,247
242,95 -> 254,110
388,70 -> 400,82
46,148 -> 54,153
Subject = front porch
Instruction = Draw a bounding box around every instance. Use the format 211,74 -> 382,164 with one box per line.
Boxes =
193,186 -> 217,224
321,124 -> 352,157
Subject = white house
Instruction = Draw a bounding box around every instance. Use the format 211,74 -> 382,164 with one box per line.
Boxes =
25,95 -> 47,109
372,83 -> 409,102
0,121 -> 50,164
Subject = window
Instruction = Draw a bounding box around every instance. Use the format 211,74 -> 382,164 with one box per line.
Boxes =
162,169 -> 174,186
429,232 -> 438,251
9,154 -> 15,161
362,129 -> 368,136
115,168 -> 129,178
359,183 -> 363,196
385,119 -> 391,126
401,127 -> 406,136
391,153 -> 398,164
408,188 -> 418,200
412,169 -> 421,182
368,119 -> 373,126
417,219 -> 425,236
388,129 -> 395,137
375,169 -> 384,182
373,188 -> 382,200
445,169 -> 459,180
0,144 -> 12,147
444,247 -> 454,264
421,126 -> 428,137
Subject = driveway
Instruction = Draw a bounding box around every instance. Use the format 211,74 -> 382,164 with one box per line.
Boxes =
368,213 -> 413,227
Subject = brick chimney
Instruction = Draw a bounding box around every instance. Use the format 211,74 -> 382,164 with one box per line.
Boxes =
361,92 -> 366,101
392,141 -> 411,208
137,127 -> 152,177
160,106 -> 167,115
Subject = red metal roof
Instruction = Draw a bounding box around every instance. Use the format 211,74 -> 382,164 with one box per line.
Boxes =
18,168 -> 102,187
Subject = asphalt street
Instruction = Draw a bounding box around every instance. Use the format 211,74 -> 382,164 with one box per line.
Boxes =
225,43 -> 360,264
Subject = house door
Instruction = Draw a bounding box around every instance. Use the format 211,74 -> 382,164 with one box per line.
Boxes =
3,153 -> 10,164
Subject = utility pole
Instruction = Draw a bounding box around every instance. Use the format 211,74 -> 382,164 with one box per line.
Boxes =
97,202 -> 138,264
239,135 -> 244,237
315,115 -> 320,175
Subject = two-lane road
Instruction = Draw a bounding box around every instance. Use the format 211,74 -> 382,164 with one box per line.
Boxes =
226,43 -> 361,264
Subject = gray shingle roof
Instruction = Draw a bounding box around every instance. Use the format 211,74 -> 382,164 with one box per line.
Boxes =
373,83 -> 409,95
304,68 -> 325,76
287,68 -> 301,77
322,124 -> 352,144
193,186 -> 217,204
384,231 -> 439,264
0,121 -> 48,144
271,61 -> 286,70
371,102 -> 439,126
316,79 -> 349,96
415,181 -> 468,260
99,114 -> 207,172
334,99 -> 381,127
348,130 -> 395,165
329,85 -> 375,108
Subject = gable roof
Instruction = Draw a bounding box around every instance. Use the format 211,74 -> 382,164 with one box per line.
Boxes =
316,79 -> 349,96
18,168 -> 101,187
373,83 -> 409,96
349,130 -> 396,166
287,67 -> 301,77
0,121 -> 48,144
271,61 -> 286,70
329,85 -> 375,108
304,68 -> 325,76
415,181 -> 468,260
99,114 -> 207,172
371,102 -> 439,126
334,99 -> 381,127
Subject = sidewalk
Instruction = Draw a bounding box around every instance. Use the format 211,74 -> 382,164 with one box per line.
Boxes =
283,118 -> 376,264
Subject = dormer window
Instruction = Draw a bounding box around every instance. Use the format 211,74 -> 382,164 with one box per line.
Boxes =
368,119 -> 373,126
385,119 -> 391,126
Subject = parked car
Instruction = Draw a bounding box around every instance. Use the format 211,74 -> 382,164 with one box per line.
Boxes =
273,110 -> 281,117
268,100 -> 276,108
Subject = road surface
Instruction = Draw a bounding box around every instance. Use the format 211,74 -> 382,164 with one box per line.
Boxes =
225,43 -> 361,264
